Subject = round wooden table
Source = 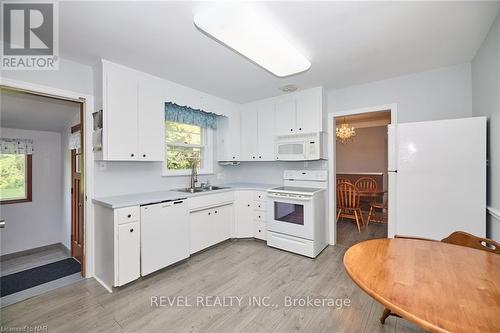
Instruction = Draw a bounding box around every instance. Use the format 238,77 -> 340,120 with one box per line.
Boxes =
343,238 -> 500,333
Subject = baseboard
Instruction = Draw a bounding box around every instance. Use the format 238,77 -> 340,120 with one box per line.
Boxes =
487,206 -> 500,222
1,243 -> 69,261
94,276 -> 113,293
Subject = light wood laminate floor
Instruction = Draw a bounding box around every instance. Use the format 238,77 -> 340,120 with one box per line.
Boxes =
0,244 -> 70,277
337,219 -> 388,248
0,240 -> 422,333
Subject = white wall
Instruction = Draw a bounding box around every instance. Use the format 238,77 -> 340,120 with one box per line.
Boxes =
327,63 -> 472,123
336,126 -> 388,174
0,128 -> 63,255
472,13 -> 500,241
2,58 -> 94,96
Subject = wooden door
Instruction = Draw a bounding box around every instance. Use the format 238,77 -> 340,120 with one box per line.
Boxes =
71,123 -> 84,275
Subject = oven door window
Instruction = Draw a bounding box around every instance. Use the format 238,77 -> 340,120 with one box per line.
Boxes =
274,201 -> 304,225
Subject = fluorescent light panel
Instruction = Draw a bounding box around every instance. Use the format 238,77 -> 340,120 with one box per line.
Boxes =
194,9 -> 311,77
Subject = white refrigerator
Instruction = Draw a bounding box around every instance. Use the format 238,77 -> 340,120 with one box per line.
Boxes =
387,117 -> 487,240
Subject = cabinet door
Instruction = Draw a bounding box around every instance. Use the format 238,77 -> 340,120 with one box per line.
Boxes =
212,204 -> 232,243
137,79 -> 164,161
234,191 -> 254,238
254,221 -> 266,240
296,89 -> 322,133
217,110 -> 241,161
190,205 -> 232,254
117,221 -> 140,286
190,209 -> 211,254
257,103 -> 276,161
104,67 -> 138,160
275,98 -> 296,135
240,107 -> 259,161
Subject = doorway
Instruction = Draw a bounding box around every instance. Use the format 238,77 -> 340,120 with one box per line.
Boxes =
327,104 -> 397,246
0,86 -> 85,305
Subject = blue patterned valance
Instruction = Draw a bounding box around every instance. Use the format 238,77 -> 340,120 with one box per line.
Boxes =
165,102 -> 219,129
1,138 -> 34,154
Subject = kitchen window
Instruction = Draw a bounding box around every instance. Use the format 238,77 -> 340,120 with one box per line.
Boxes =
164,121 -> 213,176
0,154 -> 32,204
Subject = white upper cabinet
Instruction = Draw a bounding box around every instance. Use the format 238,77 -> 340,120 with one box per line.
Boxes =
256,102 -> 276,161
137,78 -> 165,161
240,106 -> 259,161
104,64 -> 139,160
296,88 -> 322,134
101,60 -> 164,161
216,110 -> 241,161
274,87 -> 324,136
275,99 -> 296,135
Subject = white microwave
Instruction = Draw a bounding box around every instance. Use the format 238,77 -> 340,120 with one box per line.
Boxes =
275,132 -> 327,161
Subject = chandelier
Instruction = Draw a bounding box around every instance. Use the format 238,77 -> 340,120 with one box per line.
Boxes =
336,118 -> 356,143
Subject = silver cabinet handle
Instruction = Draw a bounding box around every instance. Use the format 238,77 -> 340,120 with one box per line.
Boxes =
0,218 -> 5,228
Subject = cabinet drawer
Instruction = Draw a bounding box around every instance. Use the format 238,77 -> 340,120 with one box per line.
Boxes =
254,211 -> 266,222
254,222 -> 266,240
253,191 -> 267,201
254,201 -> 266,211
117,206 -> 140,224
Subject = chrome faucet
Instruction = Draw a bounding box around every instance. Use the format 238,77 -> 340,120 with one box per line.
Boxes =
190,159 -> 199,190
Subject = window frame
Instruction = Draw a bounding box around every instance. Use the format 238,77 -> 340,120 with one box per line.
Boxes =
163,122 -> 214,177
0,154 -> 33,205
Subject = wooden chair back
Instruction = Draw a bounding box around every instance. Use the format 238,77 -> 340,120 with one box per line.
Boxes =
355,177 -> 378,191
441,231 -> 500,255
337,182 -> 360,210
336,177 -> 351,185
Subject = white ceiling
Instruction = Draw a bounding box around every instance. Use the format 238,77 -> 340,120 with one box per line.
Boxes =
59,1 -> 500,103
0,89 -> 80,132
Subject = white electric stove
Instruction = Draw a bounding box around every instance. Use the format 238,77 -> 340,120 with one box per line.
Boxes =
266,170 -> 328,258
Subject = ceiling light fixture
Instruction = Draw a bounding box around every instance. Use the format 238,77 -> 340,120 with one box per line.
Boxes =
194,8 -> 311,77
280,84 -> 298,93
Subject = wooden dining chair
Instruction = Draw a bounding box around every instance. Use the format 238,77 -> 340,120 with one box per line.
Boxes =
354,177 -> 378,192
336,177 -> 352,185
441,231 -> 500,254
380,231 -> 500,324
366,200 -> 388,225
336,182 -> 364,232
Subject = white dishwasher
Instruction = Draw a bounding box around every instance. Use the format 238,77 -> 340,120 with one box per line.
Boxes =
140,198 -> 189,276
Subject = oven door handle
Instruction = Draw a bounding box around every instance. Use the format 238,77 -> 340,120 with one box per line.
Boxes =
267,193 -> 312,201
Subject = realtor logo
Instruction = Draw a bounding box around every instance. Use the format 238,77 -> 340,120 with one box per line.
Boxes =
1,1 -> 59,70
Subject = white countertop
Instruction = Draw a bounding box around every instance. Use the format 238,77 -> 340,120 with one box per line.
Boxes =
92,182 -> 279,209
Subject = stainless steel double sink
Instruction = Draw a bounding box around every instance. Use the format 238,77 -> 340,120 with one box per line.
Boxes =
174,186 -> 229,193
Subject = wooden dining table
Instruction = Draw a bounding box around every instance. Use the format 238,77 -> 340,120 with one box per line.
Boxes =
357,189 -> 386,199
343,238 -> 500,333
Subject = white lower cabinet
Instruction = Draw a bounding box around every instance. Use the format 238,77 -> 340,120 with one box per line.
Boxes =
234,191 -> 255,237
94,189 -> 270,292
94,204 -> 142,290
190,204 -> 233,254
117,221 -> 140,286
253,191 -> 267,241
254,222 -> 266,240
